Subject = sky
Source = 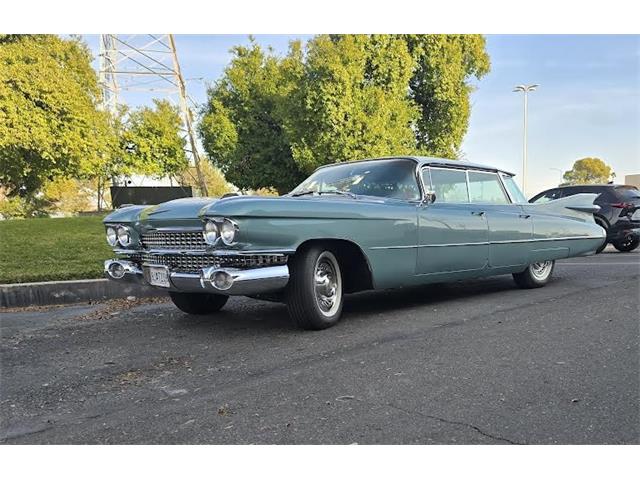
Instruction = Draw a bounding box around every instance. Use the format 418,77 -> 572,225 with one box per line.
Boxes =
82,34 -> 640,197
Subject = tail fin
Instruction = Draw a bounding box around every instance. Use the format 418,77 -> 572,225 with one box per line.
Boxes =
525,193 -> 600,222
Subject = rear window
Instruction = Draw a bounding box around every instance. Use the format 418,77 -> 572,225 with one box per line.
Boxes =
562,186 -> 602,195
614,186 -> 640,200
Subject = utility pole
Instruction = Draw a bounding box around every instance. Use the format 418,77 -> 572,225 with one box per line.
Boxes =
168,35 -> 207,196
98,34 -> 208,196
513,84 -> 539,196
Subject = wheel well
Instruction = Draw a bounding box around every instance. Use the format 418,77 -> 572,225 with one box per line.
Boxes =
294,239 -> 374,293
593,214 -> 609,230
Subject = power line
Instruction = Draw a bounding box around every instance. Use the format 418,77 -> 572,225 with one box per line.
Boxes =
98,34 -> 208,196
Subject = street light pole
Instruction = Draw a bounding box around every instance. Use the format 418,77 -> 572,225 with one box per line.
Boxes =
513,84 -> 539,196
550,167 -> 563,186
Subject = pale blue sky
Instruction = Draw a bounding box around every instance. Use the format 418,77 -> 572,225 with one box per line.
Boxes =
82,34 -> 640,196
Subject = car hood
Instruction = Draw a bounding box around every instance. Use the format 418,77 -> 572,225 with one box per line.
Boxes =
103,197 -> 218,225
103,194 -> 412,227
205,194 -> 407,219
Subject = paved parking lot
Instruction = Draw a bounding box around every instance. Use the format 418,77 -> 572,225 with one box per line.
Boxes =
1,247 -> 638,444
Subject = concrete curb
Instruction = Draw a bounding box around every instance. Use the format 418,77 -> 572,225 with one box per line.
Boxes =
0,278 -> 166,308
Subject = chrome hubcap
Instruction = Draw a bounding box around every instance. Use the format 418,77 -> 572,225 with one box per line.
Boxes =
314,252 -> 342,317
530,261 -> 553,280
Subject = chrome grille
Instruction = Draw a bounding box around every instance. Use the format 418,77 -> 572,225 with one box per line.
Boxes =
139,252 -> 287,274
141,231 -> 206,250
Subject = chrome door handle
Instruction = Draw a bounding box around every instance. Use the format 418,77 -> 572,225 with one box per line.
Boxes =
519,214 -> 531,219
471,211 -> 485,216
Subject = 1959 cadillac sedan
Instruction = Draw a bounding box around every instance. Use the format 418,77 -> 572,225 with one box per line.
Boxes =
103,156 -> 605,330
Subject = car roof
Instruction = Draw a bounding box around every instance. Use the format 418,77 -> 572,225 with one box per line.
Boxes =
549,184 -> 637,190
316,156 -> 515,176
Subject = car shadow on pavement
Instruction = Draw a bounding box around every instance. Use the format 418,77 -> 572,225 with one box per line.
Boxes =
343,275 -> 517,317
169,275 -> 518,334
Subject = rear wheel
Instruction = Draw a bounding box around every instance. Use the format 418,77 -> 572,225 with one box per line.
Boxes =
513,261 -> 555,289
169,291 -> 228,315
286,245 -> 344,330
612,234 -> 640,252
594,217 -> 608,254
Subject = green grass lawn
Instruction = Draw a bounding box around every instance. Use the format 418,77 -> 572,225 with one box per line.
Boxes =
0,215 -> 113,284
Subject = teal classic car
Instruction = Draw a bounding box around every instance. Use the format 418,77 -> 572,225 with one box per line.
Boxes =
103,156 -> 605,330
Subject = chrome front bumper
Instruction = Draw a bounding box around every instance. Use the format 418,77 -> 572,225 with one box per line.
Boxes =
104,259 -> 290,296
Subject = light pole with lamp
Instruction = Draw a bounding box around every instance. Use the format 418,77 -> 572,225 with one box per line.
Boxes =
513,84 -> 539,196
550,167 -> 564,186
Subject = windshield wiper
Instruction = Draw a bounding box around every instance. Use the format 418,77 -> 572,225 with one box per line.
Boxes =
290,190 -> 317,197
322,189 -> 357,199
291,189 -> 357,199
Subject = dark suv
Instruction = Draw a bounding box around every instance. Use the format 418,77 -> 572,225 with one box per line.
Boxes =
530,184 -> 640,253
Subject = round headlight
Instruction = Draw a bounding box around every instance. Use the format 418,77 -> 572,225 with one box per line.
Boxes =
106,226 -> 118,246
117,226 -> 131,247
203,220 -> 218,245
220,218 -> 238,245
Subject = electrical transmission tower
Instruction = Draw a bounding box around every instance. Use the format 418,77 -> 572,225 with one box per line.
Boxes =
98,34 -> 208,195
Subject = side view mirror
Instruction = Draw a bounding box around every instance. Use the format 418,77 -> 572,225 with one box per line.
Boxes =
424,190 -> 437,205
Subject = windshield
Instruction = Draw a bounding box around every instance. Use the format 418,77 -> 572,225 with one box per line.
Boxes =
501,174 -> 528,203
291,159 -> 421,201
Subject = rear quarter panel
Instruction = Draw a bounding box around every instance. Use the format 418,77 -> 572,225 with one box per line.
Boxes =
523,194 -> 606,260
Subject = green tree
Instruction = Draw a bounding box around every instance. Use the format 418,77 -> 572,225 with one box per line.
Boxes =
563,157 -> 615,185
282,34 -> 419,173
0,35 -> 115,198
117,99 -> 188,179
199,42 -> 304,193
199,34 -> 491,193
402,34 -> 491,158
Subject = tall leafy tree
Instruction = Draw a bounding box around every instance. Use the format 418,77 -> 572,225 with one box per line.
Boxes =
117,99 -> 188,179
199,34 -> 491,193
199,42 -> 304,193
563,157 -> 615,185
0,35 -> 115,197
282,35 -> 419,173
402,34 -> 491,158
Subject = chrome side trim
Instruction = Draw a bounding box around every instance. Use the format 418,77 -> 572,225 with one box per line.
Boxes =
493,235 -> 605,244
370,235 -> 605,250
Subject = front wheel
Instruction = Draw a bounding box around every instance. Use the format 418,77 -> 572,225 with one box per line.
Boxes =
169,291 -> 228,315
513,261 -> 555,289
286,246 -> 344,330
612,234 -> 640,252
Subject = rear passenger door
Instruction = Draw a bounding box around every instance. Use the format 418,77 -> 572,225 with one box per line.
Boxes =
467,170 -> 532,268
417,167 -> 489,275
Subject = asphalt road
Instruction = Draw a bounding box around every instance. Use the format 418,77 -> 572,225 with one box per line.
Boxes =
1,247 -> 639,444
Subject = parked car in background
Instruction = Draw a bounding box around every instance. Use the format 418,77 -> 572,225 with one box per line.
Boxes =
530,184 -> 640,253
103,157 -> 605,330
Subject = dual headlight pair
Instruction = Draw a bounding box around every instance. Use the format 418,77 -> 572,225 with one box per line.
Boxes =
106,225 -> 132,247
204,218 -> 238,246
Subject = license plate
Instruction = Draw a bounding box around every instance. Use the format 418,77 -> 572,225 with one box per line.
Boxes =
146,266 -> 170,288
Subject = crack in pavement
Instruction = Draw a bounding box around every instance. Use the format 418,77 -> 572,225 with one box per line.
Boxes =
384,402 -> 522,445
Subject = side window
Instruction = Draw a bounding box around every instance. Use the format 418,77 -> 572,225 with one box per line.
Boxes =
468,171 -> 509,204
531,189 -> 562,204
428,168 -> 469,203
